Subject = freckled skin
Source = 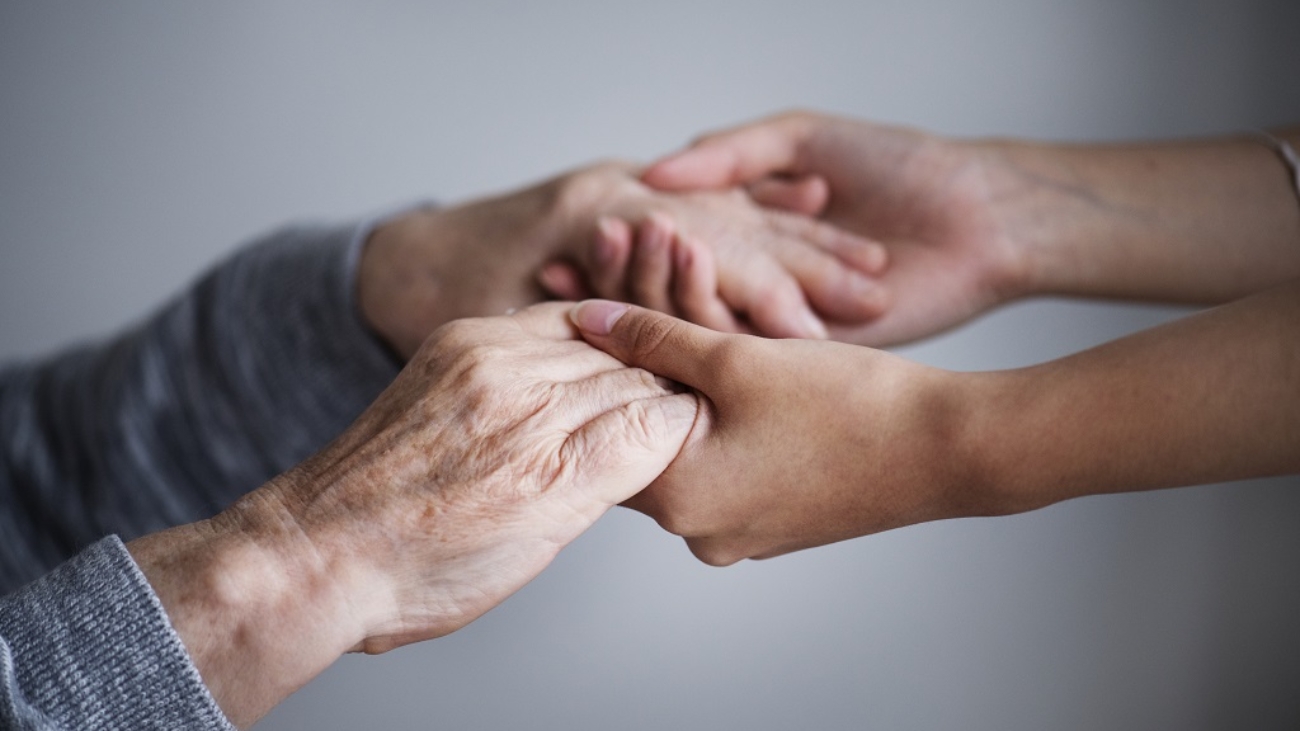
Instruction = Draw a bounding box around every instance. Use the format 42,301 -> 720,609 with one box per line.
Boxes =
128,302 -> 699,727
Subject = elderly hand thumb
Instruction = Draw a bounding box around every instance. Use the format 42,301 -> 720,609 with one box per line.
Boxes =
569,392 -> 699,506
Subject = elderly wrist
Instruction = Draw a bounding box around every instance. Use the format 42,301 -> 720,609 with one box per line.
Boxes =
129,483 -> 373,726
221,478 -> 384,644
356,206 -> 446,359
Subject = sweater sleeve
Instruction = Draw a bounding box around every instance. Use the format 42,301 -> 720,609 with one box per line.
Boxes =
0,535 -> 235,731
0,220 -> 402,594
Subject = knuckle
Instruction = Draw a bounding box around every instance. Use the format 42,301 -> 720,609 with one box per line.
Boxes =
626,313 -> 682,366
425,319 -> 483,358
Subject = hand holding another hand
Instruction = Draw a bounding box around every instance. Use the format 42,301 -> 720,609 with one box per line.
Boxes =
569,300 -> 1002,566
357,161 -> 890,361
538,171 -> 889,338
642,111 -> 1031,346
130,303 -> 698,727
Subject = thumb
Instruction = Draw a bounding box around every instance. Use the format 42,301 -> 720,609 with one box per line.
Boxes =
642,115 -> 811,191
564,391 -> 699,506
746,174 -> 830,216
569,300 -> 722,388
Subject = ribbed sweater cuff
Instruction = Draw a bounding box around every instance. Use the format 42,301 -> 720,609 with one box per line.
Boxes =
0,536 -> 234,730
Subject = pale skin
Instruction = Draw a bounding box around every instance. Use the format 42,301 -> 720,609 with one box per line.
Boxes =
595,111 -> 1300,345
358,159 -> 889,358
564,110 -> 1300,564
50,157 -> 877,727
128,303 -> 702,728
43,119 -> 1300,724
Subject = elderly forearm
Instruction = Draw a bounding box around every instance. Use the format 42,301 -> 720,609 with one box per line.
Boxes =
124,302 -> 696,726
982,129 -> 1300,303
964,279 -> 1300,513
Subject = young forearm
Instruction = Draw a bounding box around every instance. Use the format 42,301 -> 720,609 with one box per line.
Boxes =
983,129 -> 1300,303
964,279 -> 1300,513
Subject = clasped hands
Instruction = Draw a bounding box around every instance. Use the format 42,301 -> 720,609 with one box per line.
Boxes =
131,116 -> 1032,727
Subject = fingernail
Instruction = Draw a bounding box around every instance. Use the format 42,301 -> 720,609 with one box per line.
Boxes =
571,300 -> 630,335
797,308 -> 829,339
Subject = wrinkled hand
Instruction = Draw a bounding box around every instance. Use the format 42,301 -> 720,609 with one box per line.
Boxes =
131,302 -> 698,726
269,302 -> 699,649
569,300 -> 995,566
538,170 -> 889,339
358,161 -> 887,359
642,110 -> 1030,346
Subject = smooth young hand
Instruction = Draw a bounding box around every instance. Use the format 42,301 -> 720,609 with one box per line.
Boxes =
641,111 -> 1024,346
567,299 -> 984,565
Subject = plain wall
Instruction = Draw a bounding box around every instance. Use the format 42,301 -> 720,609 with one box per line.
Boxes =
2,2 -> 1298,729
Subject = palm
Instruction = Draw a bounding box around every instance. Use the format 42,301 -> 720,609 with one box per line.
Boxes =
807,125 -> 1017,346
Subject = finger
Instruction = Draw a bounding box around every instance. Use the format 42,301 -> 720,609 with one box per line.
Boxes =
746,174 -> 830,216
671,235 -> 743,333
642,114 -> 813,191
423,313 -> 630,390
550,365 -> 679,434
537,261 -> 592,301
586,216 -> 633,300
796,264 -> 891,324
559,391 -> 699,508
767,209 -> 888,275
503,301 -> 586,340
757,240 -> 890,323
569,300 -> 728,388
716,258 -> 828,339
627,213 -> 676,314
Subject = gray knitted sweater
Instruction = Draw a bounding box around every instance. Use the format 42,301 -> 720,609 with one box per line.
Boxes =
0,221 -> 401,729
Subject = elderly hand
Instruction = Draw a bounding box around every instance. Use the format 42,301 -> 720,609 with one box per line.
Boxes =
358,161 -> 887,359
568,299 -> 997,566
128,303 -> 698,727
640,111 -> 1028,346
537,169 -> 889,338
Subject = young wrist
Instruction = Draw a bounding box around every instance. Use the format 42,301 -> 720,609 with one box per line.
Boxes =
935,367 -> 1053,521
964,137 -> 1109,300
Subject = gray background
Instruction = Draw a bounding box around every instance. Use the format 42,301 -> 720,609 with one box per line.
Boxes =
3,2 -> 1299,729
